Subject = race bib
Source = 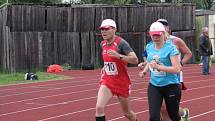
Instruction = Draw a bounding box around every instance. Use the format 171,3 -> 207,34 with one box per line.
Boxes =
104,62 -> 118,75
149,65 -> 166,77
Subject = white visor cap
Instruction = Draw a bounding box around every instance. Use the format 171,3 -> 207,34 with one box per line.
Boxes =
100,19 -> 117,29
149,21 -> 166,36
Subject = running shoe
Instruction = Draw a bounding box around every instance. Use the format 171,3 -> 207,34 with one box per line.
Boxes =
181,108 -> 190,121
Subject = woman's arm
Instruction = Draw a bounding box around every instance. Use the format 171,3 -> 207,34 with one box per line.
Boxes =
139,62 -> 149,78
150,55 -> 181,74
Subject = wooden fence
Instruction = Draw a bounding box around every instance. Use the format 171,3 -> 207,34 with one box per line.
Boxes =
0,3 -> 196,72
0,5 -> 8,70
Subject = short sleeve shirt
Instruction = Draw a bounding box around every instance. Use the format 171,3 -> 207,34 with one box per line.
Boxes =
146,40 -> 180,87
101,38 -> 134,55
117,39 -> 134,55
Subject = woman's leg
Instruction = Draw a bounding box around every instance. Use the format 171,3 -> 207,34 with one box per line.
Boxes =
95,85 -> 113,121
148,84 -> 163,121
164,84 -> 181,121
118,96 -> 137,121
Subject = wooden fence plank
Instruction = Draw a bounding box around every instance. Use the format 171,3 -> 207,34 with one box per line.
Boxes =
117,7 -> 127,32
47,7 -> 57,31
71,32 -> 81,67
41,32 -> 53,68
68,8 -> 74,32
0,9 -> 3,66
0,4 -> 196,72
80,7 -> 95,32
90,32 -> 96,65
73,7 -> 81,32
81,32 -> 91,66
38,32 -> 43,69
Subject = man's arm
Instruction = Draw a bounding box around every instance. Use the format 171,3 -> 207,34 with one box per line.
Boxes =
107,50 -> 138,64
118,39 -> 139,64
176,38 -> 192,64
119,52 -> 139,64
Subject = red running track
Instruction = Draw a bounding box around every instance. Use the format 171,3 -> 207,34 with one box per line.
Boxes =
0,64 -> 214,121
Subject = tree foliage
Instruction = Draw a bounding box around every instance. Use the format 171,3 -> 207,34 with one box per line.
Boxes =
202,0 -> 214,9
81,0 -> 214,9
0,0 -> 6,5
0,0 -> 62,5
0,0 -> 214,9
81,0 -> 132,4
14,0 -> 62,4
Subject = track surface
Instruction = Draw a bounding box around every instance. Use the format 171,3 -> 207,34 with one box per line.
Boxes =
0,64 -> 214,121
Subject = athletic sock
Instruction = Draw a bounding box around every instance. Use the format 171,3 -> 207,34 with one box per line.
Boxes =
96,116 -> 106,121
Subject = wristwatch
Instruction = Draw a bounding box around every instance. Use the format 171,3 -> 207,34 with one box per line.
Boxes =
119,55 -> 124,60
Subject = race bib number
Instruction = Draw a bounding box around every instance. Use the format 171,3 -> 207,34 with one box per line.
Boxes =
104,62 -> 118,75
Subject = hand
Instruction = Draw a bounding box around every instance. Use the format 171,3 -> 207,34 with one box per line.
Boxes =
139,70 -> 147,78
107,50 -> 120,59
149,60 -> 158,69
138,62 -> 147,70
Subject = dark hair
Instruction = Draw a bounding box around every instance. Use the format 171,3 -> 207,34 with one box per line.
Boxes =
157,19 -> 169,26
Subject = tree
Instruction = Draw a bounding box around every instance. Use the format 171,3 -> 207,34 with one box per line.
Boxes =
0,0 -> 7,5
188,0 -> 214,9
0,0 -> 214,10
202,0 -> 214,9
81,0 -> 132,4
1,0 -> 62,4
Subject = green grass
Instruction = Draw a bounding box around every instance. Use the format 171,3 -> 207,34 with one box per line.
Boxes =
0,72 -> 67,86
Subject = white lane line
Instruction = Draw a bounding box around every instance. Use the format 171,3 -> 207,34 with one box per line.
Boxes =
0,78 -> 99,93
0,88 -> 97,106
37,97 -> 144,121
1,73 -> 213,98
39,92 -> 215,121
0,82 -> 98,98
0,67 -> 211,93
0,83 -> 212,120
108,110 -> 149,121
108,94 -> 215,121
25,96 -> 97,106
0,96 -> 144,118
0,78 -> 214,106
190,109 -> 215,119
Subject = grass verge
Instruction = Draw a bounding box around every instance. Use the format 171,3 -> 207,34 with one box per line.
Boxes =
0,72 -> 67,86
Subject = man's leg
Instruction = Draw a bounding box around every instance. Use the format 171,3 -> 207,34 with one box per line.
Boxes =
202,56 -> 209,74
118,96 -> 137,121
95,85 -> 113,121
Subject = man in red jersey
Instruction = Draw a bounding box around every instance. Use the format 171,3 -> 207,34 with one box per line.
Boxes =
95,19 -> 138,121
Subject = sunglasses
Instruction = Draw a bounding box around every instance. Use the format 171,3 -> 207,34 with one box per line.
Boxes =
100,27 -> 112,31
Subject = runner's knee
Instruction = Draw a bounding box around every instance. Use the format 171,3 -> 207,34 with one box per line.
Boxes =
160,105 -> 166,113
96,104 -> 105,115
